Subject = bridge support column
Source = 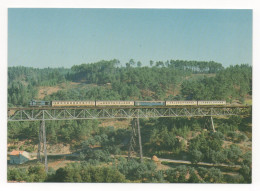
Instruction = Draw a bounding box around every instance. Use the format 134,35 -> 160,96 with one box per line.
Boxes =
137,116 -> 143,162
211,116 -> 216,132
37,122 -> 42,162
128,122 -> 136,161
38,120 -> 48,173
128,117 -> 143,162
42,120 -> 48,173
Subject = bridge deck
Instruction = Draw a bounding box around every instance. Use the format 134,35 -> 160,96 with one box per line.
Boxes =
8,105 -> 251,121
8,105 -> 250,110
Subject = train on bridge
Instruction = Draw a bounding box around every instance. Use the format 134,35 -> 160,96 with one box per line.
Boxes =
29,100 -> 226,107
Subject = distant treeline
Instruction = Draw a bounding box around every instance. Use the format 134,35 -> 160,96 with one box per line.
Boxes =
8,59 -> 251,106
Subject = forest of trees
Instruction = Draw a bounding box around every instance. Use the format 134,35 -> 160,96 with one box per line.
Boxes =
181,64 -> 252,102
7,115 -> 252,183
8,60 -> 252,106
7,59 -> 252,183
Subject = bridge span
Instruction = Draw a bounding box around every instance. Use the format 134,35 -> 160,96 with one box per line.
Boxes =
7,105 -> 251,172
8,105 -> 250,121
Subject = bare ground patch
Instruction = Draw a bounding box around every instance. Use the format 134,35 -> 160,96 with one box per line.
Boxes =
99,119 -> 131,129
48,159 -> 79,170
38,86 -> 63,99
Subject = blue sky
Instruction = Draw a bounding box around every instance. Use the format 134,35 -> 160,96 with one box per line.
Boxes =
8,9 -> 252,68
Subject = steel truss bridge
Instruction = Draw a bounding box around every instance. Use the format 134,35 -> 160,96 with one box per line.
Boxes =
7,105 -> 251,172
8,106 -> 251,121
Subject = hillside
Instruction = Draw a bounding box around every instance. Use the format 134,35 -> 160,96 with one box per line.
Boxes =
8,60 -> 252,106
7,60 -> 252,183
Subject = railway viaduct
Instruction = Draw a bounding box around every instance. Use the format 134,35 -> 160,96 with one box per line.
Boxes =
7,105 -> 251,172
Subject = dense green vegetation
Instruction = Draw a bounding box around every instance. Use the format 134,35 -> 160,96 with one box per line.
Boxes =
8,60 -> 252,106
8,66 -> 69,106
8,158 -> 250,183
8,114 -> 252,183
181,64 -> 252,102
7,59 -> 252,183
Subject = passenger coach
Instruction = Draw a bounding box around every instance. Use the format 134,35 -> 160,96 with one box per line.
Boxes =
96,101 -> 134,106
52,100 -> 95,107
166,101 -> 197,106
197,100 -> 226,105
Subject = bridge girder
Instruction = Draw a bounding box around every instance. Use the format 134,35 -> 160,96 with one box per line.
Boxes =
8,106 -> 251,121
